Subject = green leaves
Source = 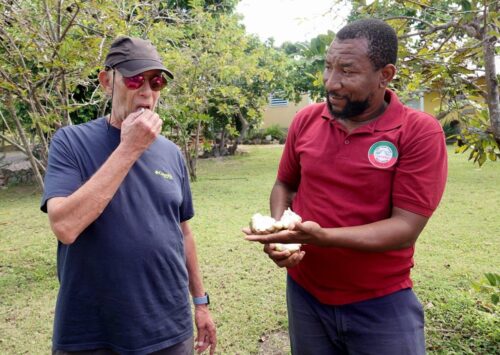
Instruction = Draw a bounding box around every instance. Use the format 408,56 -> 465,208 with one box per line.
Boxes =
278,31 -> 334,102
472,273 -> 500,306
454,109 -> 500,166
350,0 -> 500,167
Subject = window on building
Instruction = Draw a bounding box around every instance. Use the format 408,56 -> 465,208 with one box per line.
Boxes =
269,94 -> 289,107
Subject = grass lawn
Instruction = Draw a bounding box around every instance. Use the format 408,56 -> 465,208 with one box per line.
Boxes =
0,145 -> 498,354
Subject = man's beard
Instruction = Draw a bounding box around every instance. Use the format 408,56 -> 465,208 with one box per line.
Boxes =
326,93 -> 370,120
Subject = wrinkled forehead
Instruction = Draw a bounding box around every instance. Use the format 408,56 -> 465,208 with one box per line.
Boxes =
326,38 -> 370,64
327,38 -> 369,57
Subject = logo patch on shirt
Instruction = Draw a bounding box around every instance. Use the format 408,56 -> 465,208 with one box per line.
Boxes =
368,141 -> 398,169
155,170 -> 173,181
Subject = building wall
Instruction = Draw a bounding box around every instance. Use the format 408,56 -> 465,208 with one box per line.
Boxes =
262,92 -> 442,129
423,91 -> 441,116
261,90 -> 461,128
261,94 -> 311,128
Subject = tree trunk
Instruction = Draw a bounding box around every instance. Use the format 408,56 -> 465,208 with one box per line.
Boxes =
219,126 -> 226,153
482,29 -> 500,145
236,111 -> 249,144
190,120 -> 201,181
60,74 -> 73,127
5,93 -> 45,190
29,93 -> 50,165
181,137 -> 196,182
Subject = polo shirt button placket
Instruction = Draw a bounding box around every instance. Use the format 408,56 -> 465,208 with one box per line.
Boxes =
344,139 -> 350,145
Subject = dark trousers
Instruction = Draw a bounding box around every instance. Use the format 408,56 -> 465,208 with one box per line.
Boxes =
287,275 -> 426,355
53,336 -> 194,355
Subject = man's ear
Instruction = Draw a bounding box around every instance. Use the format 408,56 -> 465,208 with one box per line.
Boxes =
379,64 -> 396,88
98,70 -> 113,96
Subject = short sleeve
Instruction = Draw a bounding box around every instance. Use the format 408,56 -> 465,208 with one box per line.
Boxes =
40,130 -> 83,212
277,115 -> 302,189
392,129 -> 448,217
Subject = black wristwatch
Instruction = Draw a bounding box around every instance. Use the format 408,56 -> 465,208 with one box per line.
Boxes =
193,292 -> 210,305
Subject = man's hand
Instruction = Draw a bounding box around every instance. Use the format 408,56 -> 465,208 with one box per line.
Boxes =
120,109 -> 163,155
263,243 -> 305,268
243,220 -> 327,268
194,305 -> 217,354
243,221 -> 325,246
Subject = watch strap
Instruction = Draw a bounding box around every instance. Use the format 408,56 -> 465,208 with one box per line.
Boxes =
193,292 -> 209,305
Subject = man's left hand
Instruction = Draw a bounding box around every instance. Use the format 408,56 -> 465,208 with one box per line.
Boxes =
194,305 -> 217,354
243,221 -> 325,246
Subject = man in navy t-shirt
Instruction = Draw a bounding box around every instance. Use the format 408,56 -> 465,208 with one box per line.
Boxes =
41,36 -> 216,355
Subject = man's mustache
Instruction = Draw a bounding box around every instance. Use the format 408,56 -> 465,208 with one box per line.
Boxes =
327,92 -> 348,100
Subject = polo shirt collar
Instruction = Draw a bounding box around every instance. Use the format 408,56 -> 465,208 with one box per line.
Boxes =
372,89 -> 404,132
320,89 -> 404,132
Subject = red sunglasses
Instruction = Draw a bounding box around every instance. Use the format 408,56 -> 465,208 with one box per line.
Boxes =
121,73 -> 168,91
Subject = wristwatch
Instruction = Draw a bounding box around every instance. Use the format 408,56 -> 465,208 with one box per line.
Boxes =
193,292 -> 210,305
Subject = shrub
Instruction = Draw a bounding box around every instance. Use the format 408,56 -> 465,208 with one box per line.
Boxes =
263,125 -> 287,141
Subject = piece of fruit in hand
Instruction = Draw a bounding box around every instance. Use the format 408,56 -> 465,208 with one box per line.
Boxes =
249,209 -> 303,253
277,208 -> 302,229
250,213 -> 277,233
273,243 -> 301,253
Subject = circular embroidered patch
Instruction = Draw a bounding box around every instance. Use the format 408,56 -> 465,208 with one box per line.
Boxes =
368,141 -> 398,168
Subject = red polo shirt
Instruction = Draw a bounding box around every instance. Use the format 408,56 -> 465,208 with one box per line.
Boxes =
279,90 -> 447,305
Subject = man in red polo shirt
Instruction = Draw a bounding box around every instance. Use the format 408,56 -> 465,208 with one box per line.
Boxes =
245,19 -> 447,354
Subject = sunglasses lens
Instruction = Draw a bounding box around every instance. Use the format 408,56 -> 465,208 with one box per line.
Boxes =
123,75 -> 145,90
150,75 -> 167,91
122,74 -> 167,91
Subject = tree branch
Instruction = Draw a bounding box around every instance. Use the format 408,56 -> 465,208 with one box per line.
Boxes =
43,0 -> 57,42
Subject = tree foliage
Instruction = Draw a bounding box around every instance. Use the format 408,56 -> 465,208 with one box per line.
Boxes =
131,4 -> 295,180
0,0 -> 124,188
280,31 -> 335,102
348,0 -> 499,165
0,0 -> 299,184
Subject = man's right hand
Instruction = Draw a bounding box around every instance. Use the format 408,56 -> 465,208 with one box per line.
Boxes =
120,109 -> 163,154
263,244 -> 305,268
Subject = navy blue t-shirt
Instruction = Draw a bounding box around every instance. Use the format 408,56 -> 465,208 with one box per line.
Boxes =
41,118 -> 194,354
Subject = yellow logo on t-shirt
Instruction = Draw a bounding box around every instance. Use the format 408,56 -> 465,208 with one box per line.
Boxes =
155,170 -> 173,181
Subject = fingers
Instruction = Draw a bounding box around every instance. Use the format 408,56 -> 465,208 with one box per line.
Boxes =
194,337 -> 208,353
194,308 -> 217,355
242,227 -> 273,236
125,108 -> 161,126
289,221 -> 307,232
244,229 -> 291,243
275,250 -> 305,268
121,109 -> 162,145
122,107 -> 146,124
263,244 -> 305,268
139,109 -> 162,132
264,243 -> 289,259
194,330 -> 217,354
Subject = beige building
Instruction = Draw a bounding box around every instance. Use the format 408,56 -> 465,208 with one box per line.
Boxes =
262,91 -> 446,129
261,94 -> 311,128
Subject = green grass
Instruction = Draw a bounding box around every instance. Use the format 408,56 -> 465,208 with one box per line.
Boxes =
0,145 -> 498,354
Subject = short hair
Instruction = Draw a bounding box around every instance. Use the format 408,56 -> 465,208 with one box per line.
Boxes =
336,19 -> 398,70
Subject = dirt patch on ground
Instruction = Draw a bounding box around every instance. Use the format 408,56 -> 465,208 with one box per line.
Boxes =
258,330 -> 290,355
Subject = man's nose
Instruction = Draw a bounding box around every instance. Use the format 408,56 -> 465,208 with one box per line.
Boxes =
139,79 -> 154,94
324,70 -> 342,91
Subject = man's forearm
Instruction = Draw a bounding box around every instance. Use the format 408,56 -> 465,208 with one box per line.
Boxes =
270,180 -> 295,219
47,144 -> 142,244
246,207 -> 429,253
308,207 -> 429,252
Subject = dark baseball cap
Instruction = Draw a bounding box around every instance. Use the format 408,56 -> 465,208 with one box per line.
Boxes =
104,36 -> 174,79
